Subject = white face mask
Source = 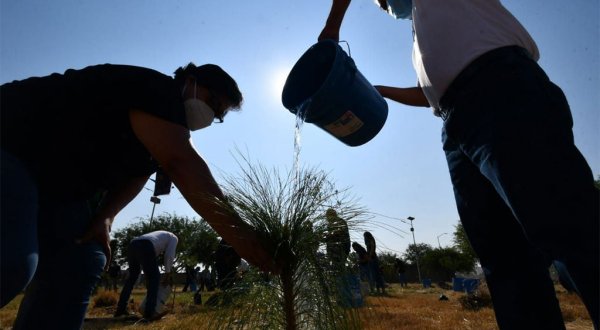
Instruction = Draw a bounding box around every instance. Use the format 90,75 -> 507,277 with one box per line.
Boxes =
183,81 -> 215,131
185,98 -> 215,131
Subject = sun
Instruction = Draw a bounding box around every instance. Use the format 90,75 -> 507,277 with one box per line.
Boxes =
270,66 -> 292,101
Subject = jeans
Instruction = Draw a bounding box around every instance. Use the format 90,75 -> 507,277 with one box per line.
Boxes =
1,151 -> 39,307
398,273 -> 407,287
441,48 -> 599,329
553,260 -> 577,293
1,150 -> 106,330
116,239 -> 160,318
358,262 -> 372,287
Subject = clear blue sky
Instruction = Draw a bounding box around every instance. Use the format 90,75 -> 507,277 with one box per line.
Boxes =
1,0 -> 598,257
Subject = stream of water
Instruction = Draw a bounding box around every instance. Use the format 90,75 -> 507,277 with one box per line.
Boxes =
293,100 -> 310,184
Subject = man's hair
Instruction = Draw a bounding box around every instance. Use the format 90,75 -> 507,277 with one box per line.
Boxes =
174,62 -> 243,110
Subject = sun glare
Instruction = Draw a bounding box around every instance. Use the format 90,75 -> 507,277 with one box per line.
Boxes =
271,66 -> 291,101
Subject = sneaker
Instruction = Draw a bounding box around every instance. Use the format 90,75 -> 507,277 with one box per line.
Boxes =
142,311 -> 168,322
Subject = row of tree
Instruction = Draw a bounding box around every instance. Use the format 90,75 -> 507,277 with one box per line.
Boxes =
111,213 -> 220,272
353,223 -> 478,284
109,175 -> 600,279
110,212 -> 480,284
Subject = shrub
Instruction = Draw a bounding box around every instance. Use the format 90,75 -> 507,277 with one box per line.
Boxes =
458,283 -> 493,311
209,154 -> 368,330
93,290 -> 119,308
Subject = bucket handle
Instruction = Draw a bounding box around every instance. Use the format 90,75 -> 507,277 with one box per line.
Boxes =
338,40 -> 352,58
338,40 -> 357,74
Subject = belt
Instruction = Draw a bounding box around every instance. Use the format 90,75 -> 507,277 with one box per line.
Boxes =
438,46 -> 533,121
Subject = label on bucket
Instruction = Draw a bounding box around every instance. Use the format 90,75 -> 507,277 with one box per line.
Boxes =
324,111 -> 364,137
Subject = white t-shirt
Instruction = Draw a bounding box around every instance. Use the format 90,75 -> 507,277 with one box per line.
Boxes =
410,0 -> 539,110
133,230 -> 179,273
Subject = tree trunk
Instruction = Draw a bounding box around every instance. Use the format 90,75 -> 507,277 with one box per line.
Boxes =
281,268 -> 297,330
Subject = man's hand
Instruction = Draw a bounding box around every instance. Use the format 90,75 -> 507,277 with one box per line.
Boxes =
223,226 -> 283,275
318,0 -> 351,42
77,217 -> 112,271
318,27 -> 340,42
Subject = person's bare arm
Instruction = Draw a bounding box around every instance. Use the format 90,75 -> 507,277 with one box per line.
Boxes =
319,0 -> 351,41
375,85 -> 430,107
129,109 -> 280,274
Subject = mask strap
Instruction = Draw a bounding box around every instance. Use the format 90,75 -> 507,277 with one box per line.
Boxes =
181,79 -> 198,98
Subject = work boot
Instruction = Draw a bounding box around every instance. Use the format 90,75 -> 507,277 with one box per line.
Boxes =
142,310 -> 168,322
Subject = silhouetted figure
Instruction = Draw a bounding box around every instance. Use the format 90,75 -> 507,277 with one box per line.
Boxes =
395,258 -> 408,288
115,230 -> 178,320
320,1 -> 598,328
352,242 -> 372,289
106,262 -> 122,291
214,239 -> 241,290
182,265 -> 198,292
1,61 -> 278,329
198,267 -> 211,292
364,231 -> 385,294
325,208 -> 351,268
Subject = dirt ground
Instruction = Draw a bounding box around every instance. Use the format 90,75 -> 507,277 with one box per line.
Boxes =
0,283 -> 593,329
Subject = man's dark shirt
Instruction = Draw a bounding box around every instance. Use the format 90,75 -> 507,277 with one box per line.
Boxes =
325,216 -> 351,263
1,64 -> 187,200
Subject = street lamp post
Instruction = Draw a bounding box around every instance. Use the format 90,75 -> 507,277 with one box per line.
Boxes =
149,196 -> 161,224
437,232 -> 448,249
407,216 -> 422,283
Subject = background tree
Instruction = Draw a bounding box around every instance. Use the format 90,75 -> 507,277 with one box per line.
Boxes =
420,247 -> 476,282
594,175 -> 599,189
403,243 -> 433,266
111,213 -> 219,272
377,251 -> 400,283
452,222 -> 478,265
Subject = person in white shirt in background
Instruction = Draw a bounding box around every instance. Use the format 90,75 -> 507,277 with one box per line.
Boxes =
115,230 -> 178,320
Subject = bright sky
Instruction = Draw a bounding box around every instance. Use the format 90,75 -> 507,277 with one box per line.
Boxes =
1,0 -> 598,257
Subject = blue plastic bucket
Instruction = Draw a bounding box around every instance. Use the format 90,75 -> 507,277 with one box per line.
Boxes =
422,278 -> 432,288
281,40 -> 388,147
453,277 -> 479,293
338,273 -> 364,307
452,277 -> 464,292
463,278 -> 480,293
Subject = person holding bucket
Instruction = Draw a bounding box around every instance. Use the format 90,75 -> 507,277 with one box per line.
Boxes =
319,1 -> 599,329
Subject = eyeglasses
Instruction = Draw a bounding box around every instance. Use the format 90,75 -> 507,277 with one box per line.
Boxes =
208,90 -> 227,123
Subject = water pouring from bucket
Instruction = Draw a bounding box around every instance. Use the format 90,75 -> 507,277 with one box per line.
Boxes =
281,40 -> 388,147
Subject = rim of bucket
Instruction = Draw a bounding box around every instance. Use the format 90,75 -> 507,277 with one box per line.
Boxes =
281,39 -> 345,112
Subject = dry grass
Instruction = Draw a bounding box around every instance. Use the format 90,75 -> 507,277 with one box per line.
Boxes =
0,284 -> 592,330
92,290 -> 120,308
359,287 -> 498,330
